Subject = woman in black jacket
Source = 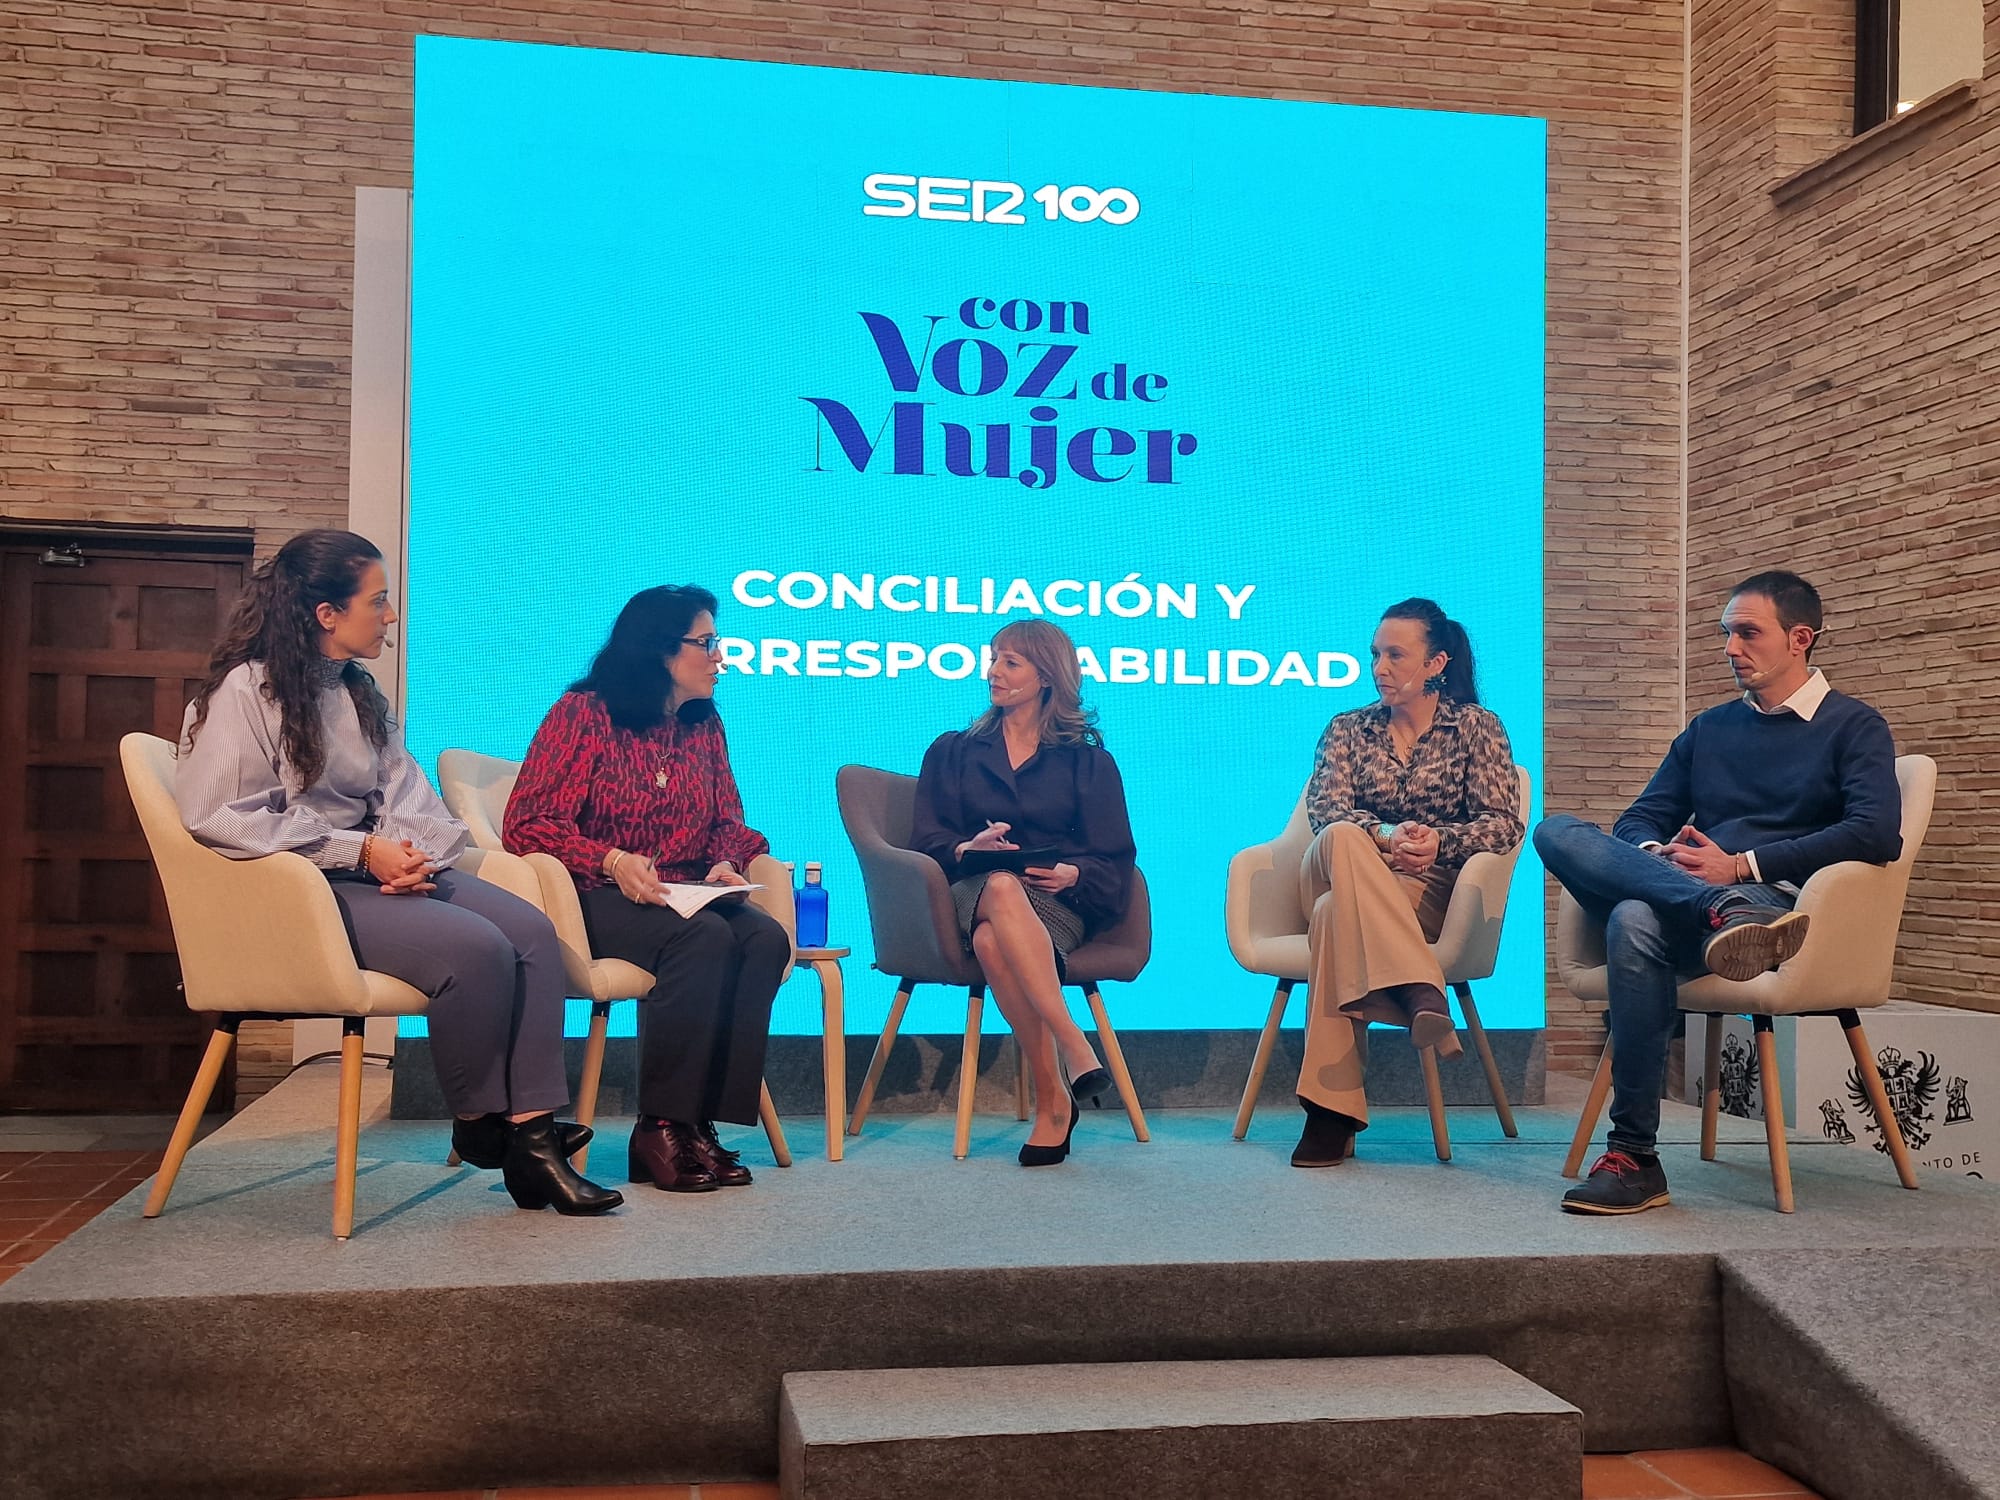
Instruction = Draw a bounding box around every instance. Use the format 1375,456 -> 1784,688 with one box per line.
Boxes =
911,620 -> 1136,1166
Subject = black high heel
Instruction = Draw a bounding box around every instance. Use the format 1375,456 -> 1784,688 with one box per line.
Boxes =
1018,1100 -> 1079,1167
502,1113 -> 624,1215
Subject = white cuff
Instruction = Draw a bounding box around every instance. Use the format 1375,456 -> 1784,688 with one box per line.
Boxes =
1639,841 -> 1664,853
1743,847 -> 1764,884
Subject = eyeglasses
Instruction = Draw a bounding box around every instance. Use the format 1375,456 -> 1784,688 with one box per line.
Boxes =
680,634 -> 722,654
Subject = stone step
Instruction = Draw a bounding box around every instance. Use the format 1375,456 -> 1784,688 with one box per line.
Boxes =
779,1354 -> 1581,1500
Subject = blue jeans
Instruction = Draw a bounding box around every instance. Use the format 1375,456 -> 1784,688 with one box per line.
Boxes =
1533,815 -> 1794,1155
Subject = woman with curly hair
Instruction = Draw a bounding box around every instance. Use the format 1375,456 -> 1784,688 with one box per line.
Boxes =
910,619 -> 1137,1167
175,529 -> 620,1217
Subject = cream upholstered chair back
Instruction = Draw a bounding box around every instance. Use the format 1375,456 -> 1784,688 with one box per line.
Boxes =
437,747 -> 515,852
1224,765 -> 1533,986
121,732 -> 428,1020
1556,753 -> 1938,1015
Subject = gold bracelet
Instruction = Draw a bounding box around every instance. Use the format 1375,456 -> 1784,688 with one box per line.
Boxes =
604,847 -> 627,878
358,833 -> 373,872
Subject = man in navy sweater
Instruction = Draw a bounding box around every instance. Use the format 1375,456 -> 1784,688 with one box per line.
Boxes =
1535,571 -> 1902,1214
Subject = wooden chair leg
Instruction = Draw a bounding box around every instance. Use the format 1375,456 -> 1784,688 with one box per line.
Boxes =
1420,1044 -> 1450,1162
571,1000 -> 612,1174
760,1081 -> 792,1167
847,981 -> 913,1137
332,1019 -> 366,1241
1563,1042 -> 1613,1178
1454,982 -> 1517,1139
953,986 -> 985,1160
1840,1010 -> 1920,1190
1752,1015 -> 1794,1213
1700,1013 -> 1724,1162
816,960 -> 846,1162
145,1018 -> 238,1219
1233,979 -> 1293,1141
1085,986 -> 1149,1144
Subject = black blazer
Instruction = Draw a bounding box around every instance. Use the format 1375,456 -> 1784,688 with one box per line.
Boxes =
910,728 -> 1136,936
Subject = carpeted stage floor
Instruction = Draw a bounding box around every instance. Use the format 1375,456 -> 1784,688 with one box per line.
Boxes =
4,1063 -> 1998,1500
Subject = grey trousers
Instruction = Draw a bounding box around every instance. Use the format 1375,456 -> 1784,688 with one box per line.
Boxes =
326,869 -> 569,1118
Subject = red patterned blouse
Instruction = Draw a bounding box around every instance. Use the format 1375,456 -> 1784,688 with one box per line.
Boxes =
502,691 -> 769,889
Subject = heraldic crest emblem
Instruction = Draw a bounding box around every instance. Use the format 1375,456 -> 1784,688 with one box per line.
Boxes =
1845,1045 -> 1941,1155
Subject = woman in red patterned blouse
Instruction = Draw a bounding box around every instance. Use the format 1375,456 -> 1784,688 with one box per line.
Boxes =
504,585 -> 787,1194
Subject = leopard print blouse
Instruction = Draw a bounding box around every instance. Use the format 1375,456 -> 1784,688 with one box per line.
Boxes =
1302,698 -> 1524,868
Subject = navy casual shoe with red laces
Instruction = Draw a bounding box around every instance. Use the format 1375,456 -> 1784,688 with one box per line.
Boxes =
1561,1149 -> 1671,1215
1701,903 -> 1810,982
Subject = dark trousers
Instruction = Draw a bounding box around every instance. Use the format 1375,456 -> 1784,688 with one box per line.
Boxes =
580,887 -> 788,1125
327,869 -> 569,1118
1533,814 -> 1794,1154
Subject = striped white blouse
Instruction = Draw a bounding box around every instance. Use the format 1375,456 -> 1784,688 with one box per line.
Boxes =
175,659 -> 467,872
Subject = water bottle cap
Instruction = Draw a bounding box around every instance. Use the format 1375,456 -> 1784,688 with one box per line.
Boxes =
805,861 -> 822,875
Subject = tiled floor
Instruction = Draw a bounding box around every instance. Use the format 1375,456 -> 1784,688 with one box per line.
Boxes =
6,1148 -> 1821,1500
295,1452 -> 1820,1500
1586,1448 -> 1821,1498
0,1149 -> 165,1286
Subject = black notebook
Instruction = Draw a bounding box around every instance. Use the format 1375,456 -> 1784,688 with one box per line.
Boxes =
958,846 -> 1060,876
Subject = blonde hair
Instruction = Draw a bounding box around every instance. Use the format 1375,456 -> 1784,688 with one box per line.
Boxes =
968,619 -> 1103,748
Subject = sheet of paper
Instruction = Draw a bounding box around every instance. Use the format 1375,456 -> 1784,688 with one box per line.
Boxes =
658,882 -> 762,919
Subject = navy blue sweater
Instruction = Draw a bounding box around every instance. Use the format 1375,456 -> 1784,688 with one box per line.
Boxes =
1614,689 -> 1902,887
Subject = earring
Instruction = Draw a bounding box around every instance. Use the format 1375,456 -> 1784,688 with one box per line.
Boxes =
1424,672 -> 1448,696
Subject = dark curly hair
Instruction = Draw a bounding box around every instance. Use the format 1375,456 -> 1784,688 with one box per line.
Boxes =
185,529 -> 393,788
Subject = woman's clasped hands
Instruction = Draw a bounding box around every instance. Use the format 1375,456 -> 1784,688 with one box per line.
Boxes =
367,836 -> 439,895
1384,822 -> 1439,876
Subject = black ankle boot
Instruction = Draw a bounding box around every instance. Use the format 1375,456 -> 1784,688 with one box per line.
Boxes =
502,1114 -> 623,1215
453,1112 -> 593,1170
1291,1098 -> 1360,1168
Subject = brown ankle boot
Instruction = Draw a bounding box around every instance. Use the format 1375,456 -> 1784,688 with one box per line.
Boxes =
1291,1098 -> 1360,1167
628,1117 -> 721,1193
1404,984 -> 1459,1055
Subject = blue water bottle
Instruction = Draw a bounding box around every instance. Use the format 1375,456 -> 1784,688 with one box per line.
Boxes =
796,860 -> 828,948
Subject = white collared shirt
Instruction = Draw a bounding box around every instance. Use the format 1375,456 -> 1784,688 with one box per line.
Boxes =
1745,665 -> 1829,722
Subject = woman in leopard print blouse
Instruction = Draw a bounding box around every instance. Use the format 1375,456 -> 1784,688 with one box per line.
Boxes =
1289,598 -> 1524,1169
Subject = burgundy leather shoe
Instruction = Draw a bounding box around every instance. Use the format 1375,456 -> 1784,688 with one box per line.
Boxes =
693,1121 -> 754,1187
628,1118 -> 721,1193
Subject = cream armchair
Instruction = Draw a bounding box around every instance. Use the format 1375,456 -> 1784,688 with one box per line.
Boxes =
436,749 -> 796,1171
1226,767 -> 1532,1161
121,733 -> 431,1240
1559,753 -> 1937,1212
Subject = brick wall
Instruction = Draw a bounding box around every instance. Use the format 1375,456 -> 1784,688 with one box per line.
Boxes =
2,0 -> 1691,1079
1689,0 -> 2000,1013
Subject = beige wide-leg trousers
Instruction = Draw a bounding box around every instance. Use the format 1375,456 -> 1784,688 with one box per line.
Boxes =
1295,821 -> 1455,1126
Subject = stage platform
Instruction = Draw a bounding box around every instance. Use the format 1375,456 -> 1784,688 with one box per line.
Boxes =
5,1063 -> 1999,1500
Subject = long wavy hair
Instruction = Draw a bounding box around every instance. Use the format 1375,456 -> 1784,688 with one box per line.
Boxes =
185,529 -> 393,789
571,584 -> 720,732
968,619 -> 1103,748
1380,597 -> 1481,705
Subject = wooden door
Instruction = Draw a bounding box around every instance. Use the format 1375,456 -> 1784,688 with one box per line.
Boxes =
0,532 -> 249,1111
